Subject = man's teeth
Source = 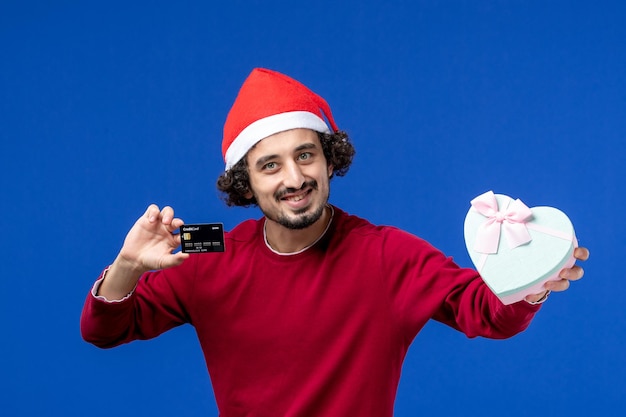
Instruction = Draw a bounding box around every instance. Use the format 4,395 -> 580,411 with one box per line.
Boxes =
286,194 -> 306,202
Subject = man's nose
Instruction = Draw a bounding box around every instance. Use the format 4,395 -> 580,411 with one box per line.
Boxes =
282,161 -> 306,190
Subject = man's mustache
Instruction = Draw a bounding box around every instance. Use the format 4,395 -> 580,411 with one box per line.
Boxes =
274,180 -> 318,200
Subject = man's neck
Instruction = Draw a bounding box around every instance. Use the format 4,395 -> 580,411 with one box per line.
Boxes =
264,205 -> 332,254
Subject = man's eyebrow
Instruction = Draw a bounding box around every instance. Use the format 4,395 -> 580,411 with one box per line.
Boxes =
254,154 -> 279,169
294,142 -> 318,152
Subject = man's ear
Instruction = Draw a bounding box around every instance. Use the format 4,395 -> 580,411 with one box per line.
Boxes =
328,164 -> 334,178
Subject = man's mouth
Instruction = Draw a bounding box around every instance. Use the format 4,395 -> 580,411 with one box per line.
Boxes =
281,189 -> 312,203
275,181 -> 317,202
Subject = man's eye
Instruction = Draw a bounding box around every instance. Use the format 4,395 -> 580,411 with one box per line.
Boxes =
298,152 -> 311,161
264,162 -> 277,170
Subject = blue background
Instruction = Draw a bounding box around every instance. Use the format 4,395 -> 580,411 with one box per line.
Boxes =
2,1 -> 624,416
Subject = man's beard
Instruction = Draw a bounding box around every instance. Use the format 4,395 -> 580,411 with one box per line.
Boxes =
275,201 -> 326,230
260,180 -> 328,230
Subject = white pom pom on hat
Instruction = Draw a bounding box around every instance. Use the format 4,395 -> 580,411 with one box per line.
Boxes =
222,68 -> 340,171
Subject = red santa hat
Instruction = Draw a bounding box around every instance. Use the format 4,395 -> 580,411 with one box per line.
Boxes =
222,68 -> 340,170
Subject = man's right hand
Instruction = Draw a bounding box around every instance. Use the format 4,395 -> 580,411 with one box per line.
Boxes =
97,205 -> 190,301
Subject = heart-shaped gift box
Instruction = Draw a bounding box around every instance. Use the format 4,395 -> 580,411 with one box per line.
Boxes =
464,191 -> 577,305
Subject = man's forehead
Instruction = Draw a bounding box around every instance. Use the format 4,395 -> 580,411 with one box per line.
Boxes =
249,128 -> 321,154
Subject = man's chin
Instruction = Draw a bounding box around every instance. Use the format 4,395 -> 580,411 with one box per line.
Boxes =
276,204 -> 325,230
277,214 -> 318,230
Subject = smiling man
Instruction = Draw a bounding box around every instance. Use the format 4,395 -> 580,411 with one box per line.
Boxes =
81,68 -> 589,417
250,129 -> 330,220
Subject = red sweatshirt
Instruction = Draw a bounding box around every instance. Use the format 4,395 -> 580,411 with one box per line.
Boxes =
81,206 -> 540,417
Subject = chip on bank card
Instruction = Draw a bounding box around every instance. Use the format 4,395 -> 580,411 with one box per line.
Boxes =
180,223 -> 225,253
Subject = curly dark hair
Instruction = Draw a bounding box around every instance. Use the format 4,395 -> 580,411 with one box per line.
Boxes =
216,130 -> 355,207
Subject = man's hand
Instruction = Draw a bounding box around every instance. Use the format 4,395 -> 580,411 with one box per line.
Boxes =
98,205 -> 190,301
118,204 -> 190,273
524,246 -> 589,304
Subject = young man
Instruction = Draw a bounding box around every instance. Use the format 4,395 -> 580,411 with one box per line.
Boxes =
81,68 -> 588,416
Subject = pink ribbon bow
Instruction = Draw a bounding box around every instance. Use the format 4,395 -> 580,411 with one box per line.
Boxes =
470,191 -> 533,254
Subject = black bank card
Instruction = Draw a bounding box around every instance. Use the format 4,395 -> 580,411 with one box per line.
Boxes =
180,223 -> 225,253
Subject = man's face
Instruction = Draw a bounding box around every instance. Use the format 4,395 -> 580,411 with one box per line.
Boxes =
245,128 -> 333,230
